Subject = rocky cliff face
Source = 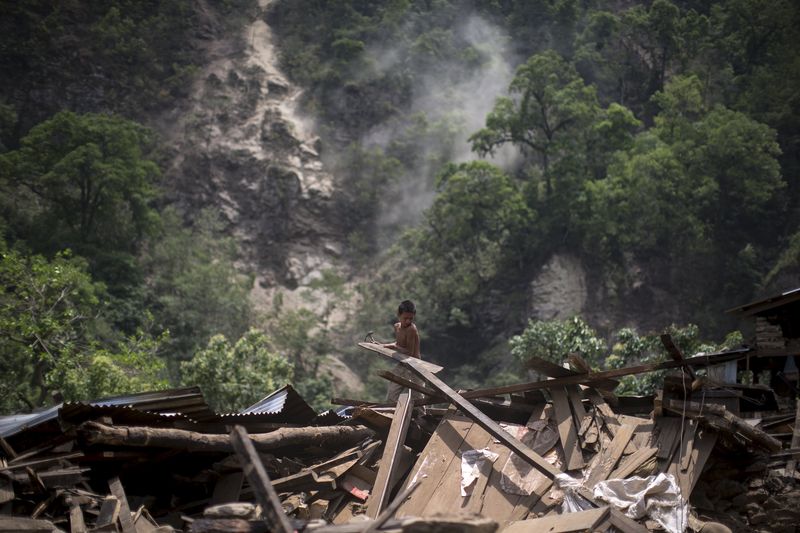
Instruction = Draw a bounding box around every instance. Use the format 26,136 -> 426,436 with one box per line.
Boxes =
163,0 -> 345,295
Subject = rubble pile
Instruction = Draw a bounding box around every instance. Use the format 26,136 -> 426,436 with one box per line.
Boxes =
0,334 -> 798,533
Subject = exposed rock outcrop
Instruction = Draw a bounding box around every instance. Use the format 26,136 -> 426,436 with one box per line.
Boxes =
163,0 -> 344,289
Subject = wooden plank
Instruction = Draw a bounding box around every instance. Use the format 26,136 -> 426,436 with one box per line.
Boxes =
585,388 -> 621,438
68,499 -> 86,533
654,418 -> 681,460
210,472 -> 244,505
395,415 -> 473,517
566,386 -> 588,431
399,355 -> 561,480
787,399 -> 800,475
366,390 -> 414,518
96,496 -> 120,528
585,424 -> 637,488
475,436 -> 520,524
377,371 -> 442,399
504,506 -> 610,533
0,452 -> 83,472
362,482 -> 420,533
609,446 -> 658,480
660,334 -> 697,380
680,420 -> 698,472
421,423 -> 494,516
528,356 -> 619,391
108,476 -> 135,533
664,399 -> 781,452
551,387 -> 584,471
449,350 -> 749,399
229,426 -> 292,533
609,507 -> 649,533
359,342 -> 443,373
684,428 -> 718,496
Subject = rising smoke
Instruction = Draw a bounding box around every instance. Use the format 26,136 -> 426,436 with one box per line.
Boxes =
358,14 -> 523,245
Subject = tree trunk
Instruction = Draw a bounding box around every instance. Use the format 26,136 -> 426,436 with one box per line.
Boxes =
78,422 -> 373,453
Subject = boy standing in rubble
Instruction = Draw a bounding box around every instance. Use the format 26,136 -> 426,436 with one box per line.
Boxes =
382,300 -> 421,402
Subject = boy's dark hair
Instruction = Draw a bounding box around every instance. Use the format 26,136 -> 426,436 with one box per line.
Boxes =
398,300 -> 416,314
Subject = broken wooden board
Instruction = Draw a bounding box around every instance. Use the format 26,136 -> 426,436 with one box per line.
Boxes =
585,424 -> 637,488
366,390 -> 414,518
229,426 -> 292,533
395,414 -> 474,517
397,355 -> 561,481
504,505 -> 648,533
358,342 -> 444,374
550,387 -> 585,471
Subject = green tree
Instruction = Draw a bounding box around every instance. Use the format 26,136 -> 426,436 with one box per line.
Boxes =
470,50 -> 600,196
509,316 -> 606,370
579,76 -> 783,312
181,329 -> 293,412
142,208 -> 252,369
405,161 -> 534,327
0,241 -> 167,413
1,111 -> 160,287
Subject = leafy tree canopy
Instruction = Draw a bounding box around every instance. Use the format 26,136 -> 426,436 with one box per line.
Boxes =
181,329 -> 293,413
1,111 -> 160,290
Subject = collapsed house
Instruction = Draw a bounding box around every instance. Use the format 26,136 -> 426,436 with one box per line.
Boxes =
1,293 -> 800,532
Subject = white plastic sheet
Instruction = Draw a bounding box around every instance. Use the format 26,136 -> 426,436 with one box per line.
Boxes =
554,473 -> 594,513
460,448 -> 499,496
593,473 -> 687,533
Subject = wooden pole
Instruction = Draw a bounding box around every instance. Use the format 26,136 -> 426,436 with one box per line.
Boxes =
229,426 -> 293,533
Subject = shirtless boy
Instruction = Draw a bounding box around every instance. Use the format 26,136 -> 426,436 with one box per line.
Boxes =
383,300 -> 421,402
383,300 -> 420,359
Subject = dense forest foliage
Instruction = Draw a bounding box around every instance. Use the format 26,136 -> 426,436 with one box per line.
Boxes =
0,0 -> 798,413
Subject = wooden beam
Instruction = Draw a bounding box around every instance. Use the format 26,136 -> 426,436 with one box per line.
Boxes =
359,342 -> 444,373
397,355 -> 561,480
528,356 -> 619,391
660,334 -> 696,380
366,391 -> 414,518
108,476 -> 135,533
377,371 -> 442,399
664,400 -> 781,452
362,482 -> 420,533
786,399 -> 800,475
229,426 -> 292,533
551,387 -> 584,471
452,349 -> 748,399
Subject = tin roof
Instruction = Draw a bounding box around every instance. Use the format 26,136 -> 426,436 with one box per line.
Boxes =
238,384 -> 316,423
0,386 -> 215,439
726,287 -> 800,316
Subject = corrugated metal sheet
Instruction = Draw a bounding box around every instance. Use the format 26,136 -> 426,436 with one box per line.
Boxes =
0,386 -> 215,439
238,385 -> 316,423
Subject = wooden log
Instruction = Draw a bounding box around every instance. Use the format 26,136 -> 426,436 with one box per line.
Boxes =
366,391 -> 414,518
79,421 -> 374,453
664,400 -> 781,452
229,426 -> 292,533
